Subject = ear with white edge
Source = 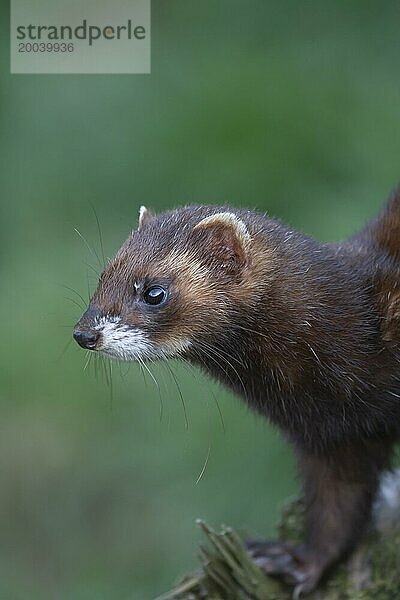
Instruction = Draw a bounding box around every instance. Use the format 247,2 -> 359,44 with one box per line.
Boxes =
138,206 -> 154,231
193,212 -> 251,271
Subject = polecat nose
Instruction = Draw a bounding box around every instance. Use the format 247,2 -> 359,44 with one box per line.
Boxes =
73,329 -> 100,350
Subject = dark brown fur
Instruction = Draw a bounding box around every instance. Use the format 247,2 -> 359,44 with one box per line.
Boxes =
74,190 -> 400,596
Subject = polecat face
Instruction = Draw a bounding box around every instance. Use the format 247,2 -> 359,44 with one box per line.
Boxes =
73,206 -> 253,362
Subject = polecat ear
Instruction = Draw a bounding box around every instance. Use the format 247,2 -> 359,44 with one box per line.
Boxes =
193,212 -> 251,271
138,206 -> 154,231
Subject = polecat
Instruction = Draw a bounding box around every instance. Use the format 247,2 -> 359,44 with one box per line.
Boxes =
73,190 -> 400,597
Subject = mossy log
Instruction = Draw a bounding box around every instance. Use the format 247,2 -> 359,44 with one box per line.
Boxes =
157,472 -> 400,600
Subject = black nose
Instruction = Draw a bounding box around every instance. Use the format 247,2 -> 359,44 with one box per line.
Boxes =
73,329 -> 100,350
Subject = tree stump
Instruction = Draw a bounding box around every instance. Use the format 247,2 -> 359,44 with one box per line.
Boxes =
157,471 -> 400,600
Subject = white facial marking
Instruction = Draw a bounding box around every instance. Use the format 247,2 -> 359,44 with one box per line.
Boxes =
94,315 -> 150,361
93,315 -> 191,362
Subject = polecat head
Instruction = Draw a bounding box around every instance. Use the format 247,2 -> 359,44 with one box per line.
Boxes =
73,205 -> 253,361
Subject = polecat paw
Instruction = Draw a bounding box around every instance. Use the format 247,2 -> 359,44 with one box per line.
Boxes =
246,540 -> 319,598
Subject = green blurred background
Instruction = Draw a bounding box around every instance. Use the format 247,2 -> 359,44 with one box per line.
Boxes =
2,1 -> 400,598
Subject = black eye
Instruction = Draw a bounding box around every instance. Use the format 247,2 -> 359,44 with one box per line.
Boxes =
143,286 -> 167,306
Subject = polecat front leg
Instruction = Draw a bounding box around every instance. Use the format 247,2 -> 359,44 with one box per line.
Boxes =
247,440 -> 392,597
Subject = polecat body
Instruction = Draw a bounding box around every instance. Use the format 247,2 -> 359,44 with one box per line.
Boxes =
73,189 -> 400,596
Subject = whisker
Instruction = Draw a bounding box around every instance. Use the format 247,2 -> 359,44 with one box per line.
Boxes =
118,360 -> 131,379
107,359 -> 114,412
57,337 -> 73,361
92,353 -> 101,380
74,227 -> 102,268
202,340 -> 244,367
91,203 -> 106,268
165,362 -> 189,429
86,270 -> 92,302
102,356 -> 111,387
232,323 -> 281,351
195,444 -> 211,485
194,340 -> 247,399
65,296 -> 85,311
137,358 -> 147,386
62,284 -> 87,307
138,357 -> 164,422
210,388 -> 226,433
179,361 -> 226,433
147,358 -> 165,422
95,355 -> 114,412
85,261 -> 99,277
83,351 -> 93,371
98,355 -> 109,386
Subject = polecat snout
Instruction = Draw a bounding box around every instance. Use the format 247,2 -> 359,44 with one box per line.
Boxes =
73,192 -> 400,596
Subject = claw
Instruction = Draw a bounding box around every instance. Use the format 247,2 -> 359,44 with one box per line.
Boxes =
246,539 -> 320,597
293,577 -> 318,600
